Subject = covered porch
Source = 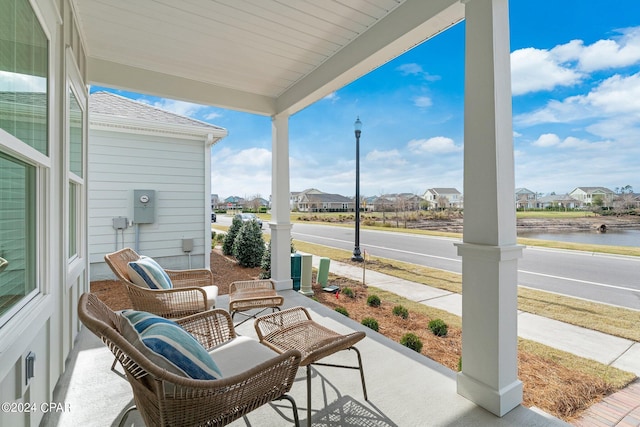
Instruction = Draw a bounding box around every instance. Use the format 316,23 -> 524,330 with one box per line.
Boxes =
74,0 -> 522,418
43,291 -> 565,426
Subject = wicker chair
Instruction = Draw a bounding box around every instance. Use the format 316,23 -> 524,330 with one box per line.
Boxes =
78,293 -> 302,427
104,247 -> 218,319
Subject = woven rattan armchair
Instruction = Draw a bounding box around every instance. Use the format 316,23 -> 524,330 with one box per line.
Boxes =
104,247 -> 218,319
78,293 -> 302,427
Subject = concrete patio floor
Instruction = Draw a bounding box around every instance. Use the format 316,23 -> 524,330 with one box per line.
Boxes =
43,290 -> 568,427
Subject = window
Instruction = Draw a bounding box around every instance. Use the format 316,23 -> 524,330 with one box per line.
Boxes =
69,89 -> 82,177
0,0 -> 49,155
0,0 -> 48,323
0,153 -> 37,318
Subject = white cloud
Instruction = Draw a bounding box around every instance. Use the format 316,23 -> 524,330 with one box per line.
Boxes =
396,63 -> 440,81
0,71 -> 46,92
515,72 -> 640,126
323,92 -> 340,102
511,26 -> 640,95
511,47 -> 583,95
532,133 -> 561,147
532,133 -> 610,150
152,99 -> 204,117
578,27 -> 640,71
365,149 -> 406,165
407,137 -> 462,154
413,96 -> 432,108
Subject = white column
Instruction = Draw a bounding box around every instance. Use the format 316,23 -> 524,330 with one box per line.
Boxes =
456,0 -> 523,417
270,114 -> 293,291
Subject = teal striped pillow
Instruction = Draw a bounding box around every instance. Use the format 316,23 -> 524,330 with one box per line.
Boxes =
119,310 -> 222,380
127,257 -> 173,289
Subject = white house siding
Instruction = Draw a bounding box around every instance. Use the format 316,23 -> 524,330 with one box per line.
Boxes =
89,130 -> 210,280
0,0 -> 89,426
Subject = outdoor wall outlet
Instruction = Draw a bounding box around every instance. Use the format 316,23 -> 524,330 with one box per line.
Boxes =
25,352 -> 35,385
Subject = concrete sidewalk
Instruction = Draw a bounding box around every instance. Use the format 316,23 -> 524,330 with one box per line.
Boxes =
311,255 -> 640,377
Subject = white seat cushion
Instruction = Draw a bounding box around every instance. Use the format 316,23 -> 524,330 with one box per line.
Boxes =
209,336 -> 277,377
203,285 -> 218,307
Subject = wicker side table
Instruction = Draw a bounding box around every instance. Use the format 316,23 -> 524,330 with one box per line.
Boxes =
254,306 -> 367,427
229,279 -> 284,326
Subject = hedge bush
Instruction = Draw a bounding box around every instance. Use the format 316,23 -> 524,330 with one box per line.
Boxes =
400,333 -> 423,353
361,317 -> 379,331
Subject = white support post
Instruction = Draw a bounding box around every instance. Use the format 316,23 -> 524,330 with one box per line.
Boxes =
456,0 -> 523,417
270,114 -> 293,291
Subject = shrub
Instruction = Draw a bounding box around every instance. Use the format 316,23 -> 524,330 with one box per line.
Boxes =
222,216 -> 243,256
457,356 -> 462,372
334,306 -> 349,317
400,333 -> 423,353
232,221 -> 265,267
361,317 -> 379,332
367,294 -> 381,307
260,239 -> 296,279
392,305 -> 409,319
341,287 -> 355,298
428,319 -> 448,337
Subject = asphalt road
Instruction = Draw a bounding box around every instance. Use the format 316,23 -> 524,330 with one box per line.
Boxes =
215,217 -> 640,310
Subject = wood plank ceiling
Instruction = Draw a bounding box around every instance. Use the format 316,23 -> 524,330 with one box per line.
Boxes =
72,0 -> 463,115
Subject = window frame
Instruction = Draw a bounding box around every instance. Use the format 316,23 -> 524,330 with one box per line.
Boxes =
0,0 -> 52,328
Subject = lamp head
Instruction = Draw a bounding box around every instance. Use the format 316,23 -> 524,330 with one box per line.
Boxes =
354,117 -> 362,136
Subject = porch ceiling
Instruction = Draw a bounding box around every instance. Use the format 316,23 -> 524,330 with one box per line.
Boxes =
72,0 -> 464,115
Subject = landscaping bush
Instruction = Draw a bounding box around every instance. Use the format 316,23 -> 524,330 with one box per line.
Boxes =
366,294 -> 381,307
334,306 -> 349,317
428,319 -> 448,337
232,220 -> 264,267
361,317 -> 379,332
392,305 -> 409,319
341,287 -> 355,298
222,215 -> 243,256
400,333 -> 423,353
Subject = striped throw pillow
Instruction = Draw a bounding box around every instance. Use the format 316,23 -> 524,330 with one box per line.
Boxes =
119,310 -> 222,380
127,257 -> 173,289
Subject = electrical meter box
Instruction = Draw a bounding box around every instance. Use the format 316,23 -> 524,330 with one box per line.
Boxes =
134,189 -> 156,224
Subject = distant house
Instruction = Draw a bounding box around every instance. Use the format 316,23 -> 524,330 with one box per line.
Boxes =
88,92 -> 227,280
423,188 -> 463,209
211,194 -> 220,210
515,188 -> 537,209
535,194 -> 580,210
569,187 -> 615,208
246,196 -> 270,211
375,193 -> 424,211
293,189 -> 354,212
223,196 -> 246,210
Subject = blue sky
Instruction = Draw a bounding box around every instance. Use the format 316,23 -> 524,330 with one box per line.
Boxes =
91,1 -> 640,200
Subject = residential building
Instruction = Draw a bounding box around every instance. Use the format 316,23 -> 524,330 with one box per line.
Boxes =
423,188 -> 463,209
297,190 -> 354,212
569,187 -> 616,208
535,194 -> 580,210
88,92 -> 227,280
515,188 -> 537,209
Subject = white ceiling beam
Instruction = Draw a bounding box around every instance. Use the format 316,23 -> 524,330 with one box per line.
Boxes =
87,58 -> 277,115
275,0 -> 464,115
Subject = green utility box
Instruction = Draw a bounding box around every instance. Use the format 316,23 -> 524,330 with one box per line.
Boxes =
291,253 -> 301,291
317,257 -> 330,286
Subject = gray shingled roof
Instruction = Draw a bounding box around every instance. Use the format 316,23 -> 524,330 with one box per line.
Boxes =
89,91 -> 225,131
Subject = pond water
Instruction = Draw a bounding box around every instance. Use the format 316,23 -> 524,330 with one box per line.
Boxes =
518,229 -> 640,248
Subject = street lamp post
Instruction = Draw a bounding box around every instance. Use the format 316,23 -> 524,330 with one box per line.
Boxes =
352,117 -> 364,262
